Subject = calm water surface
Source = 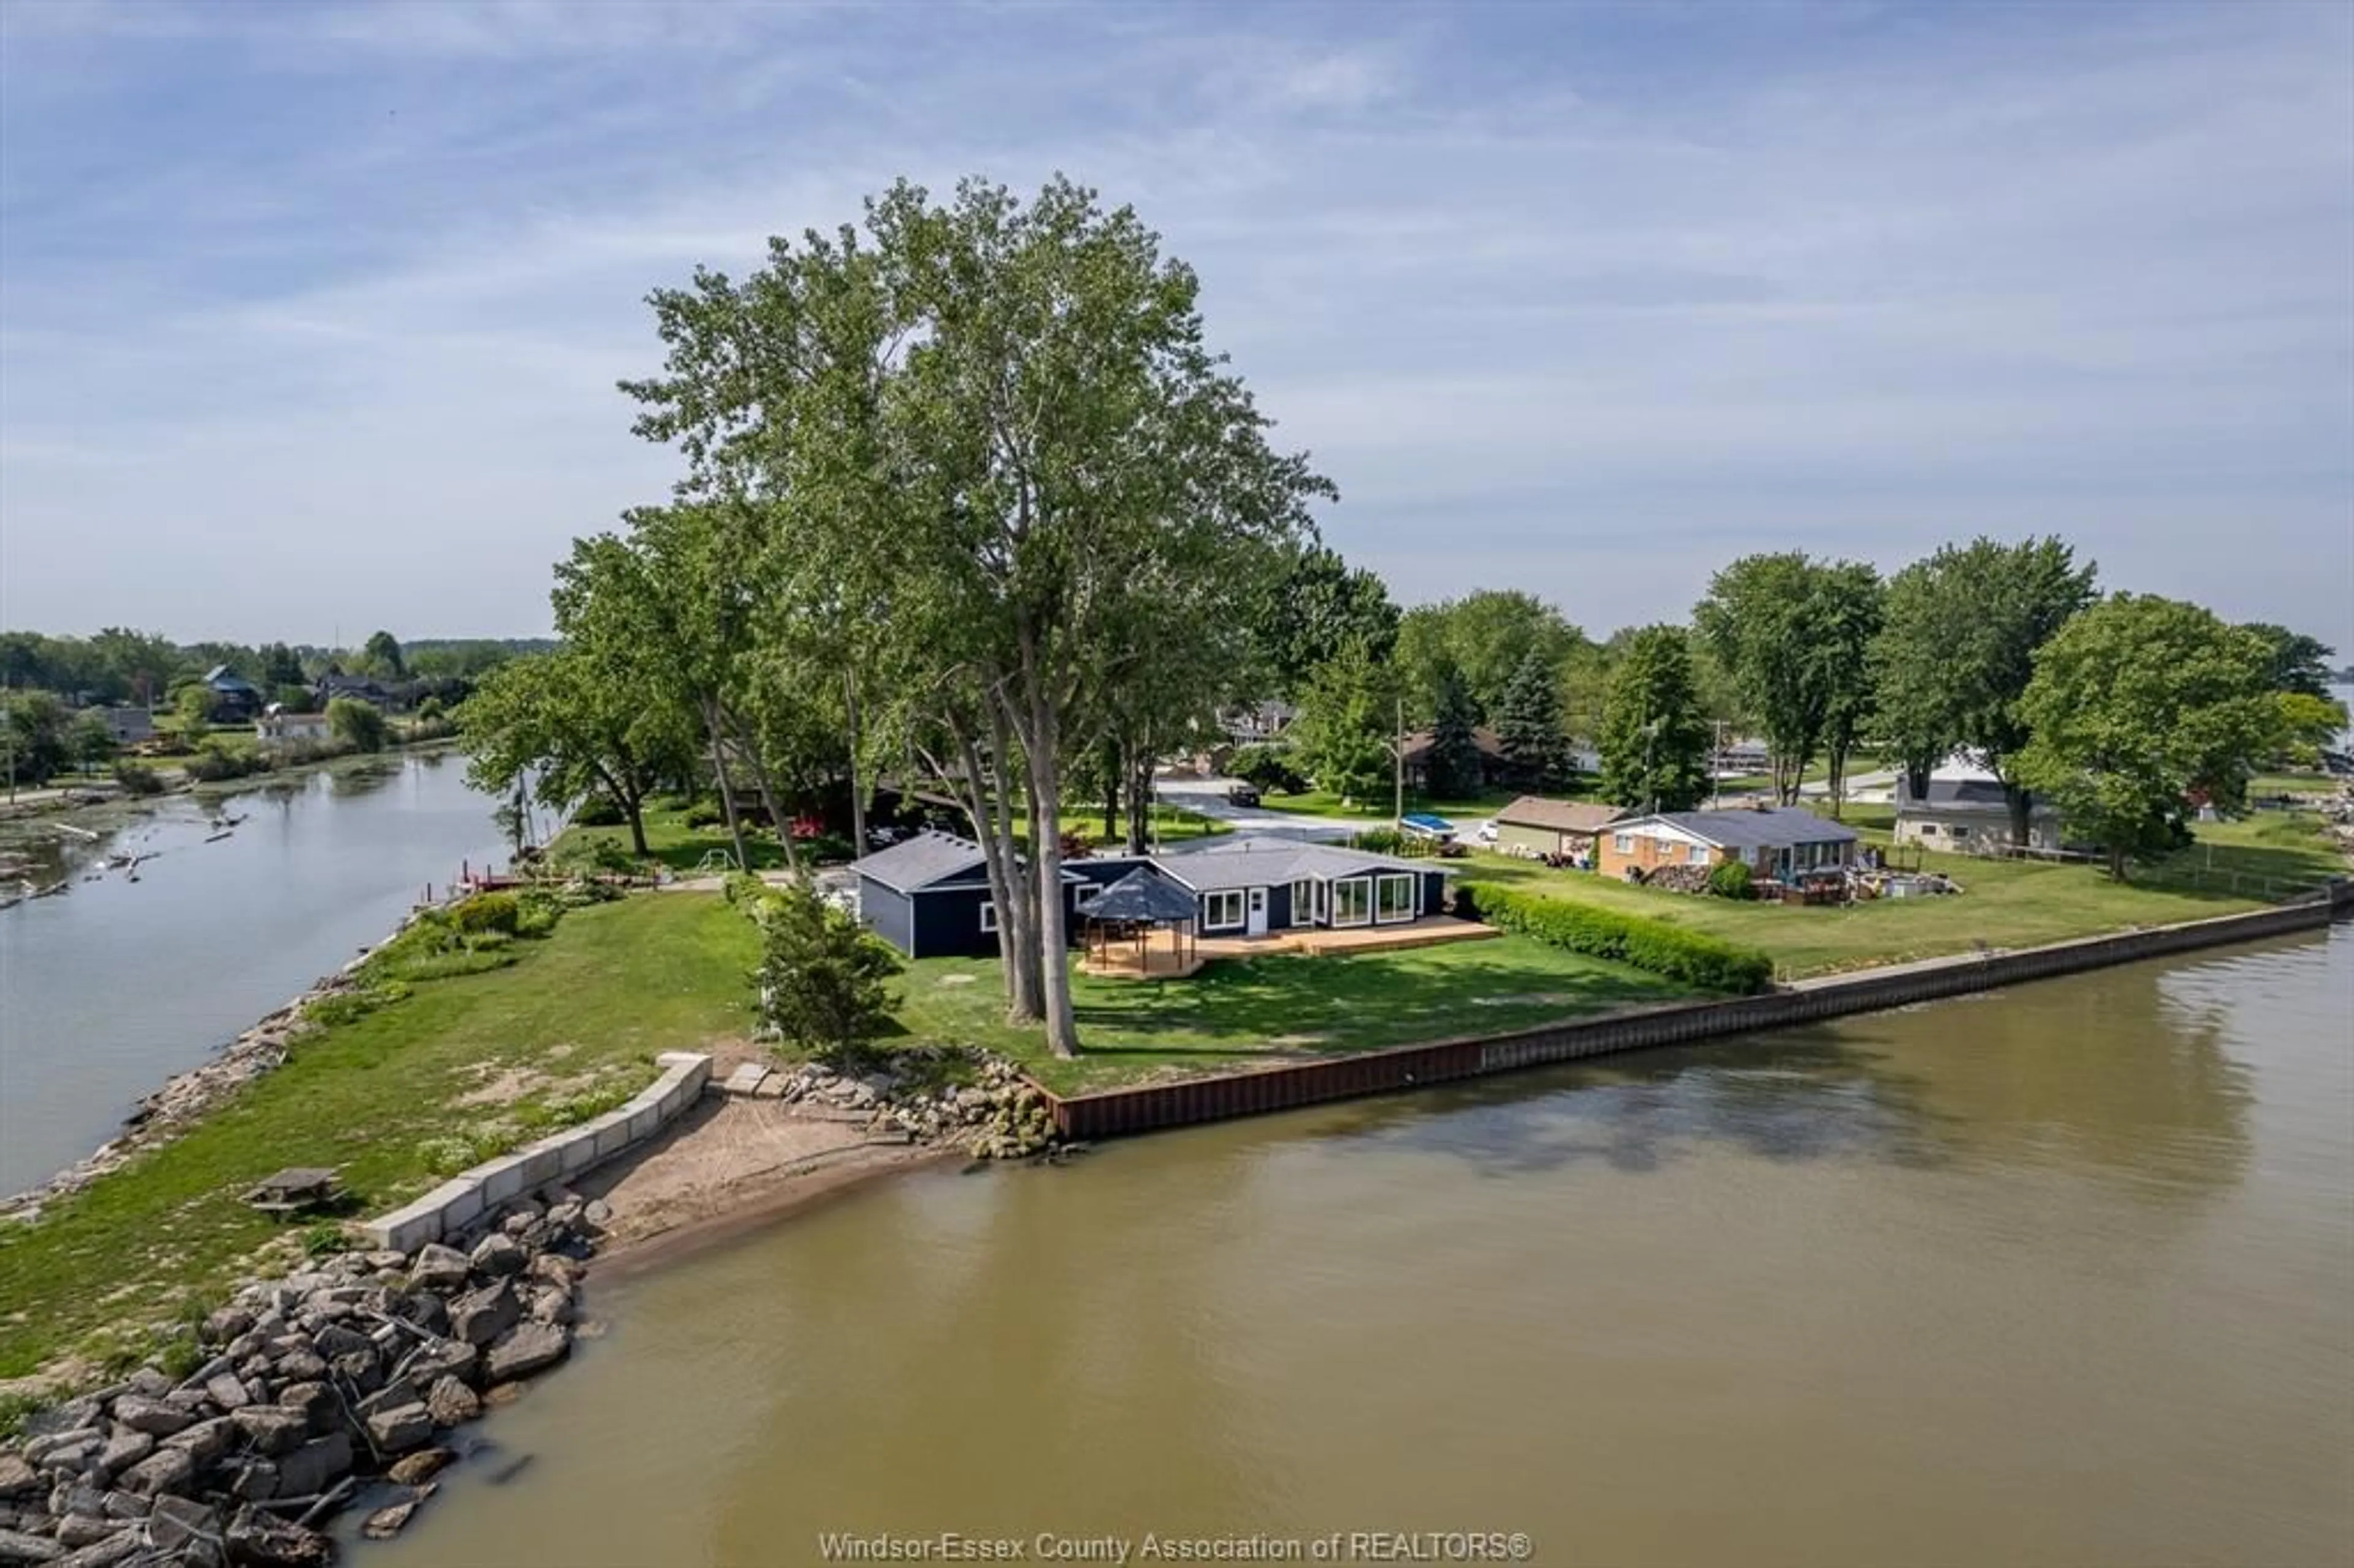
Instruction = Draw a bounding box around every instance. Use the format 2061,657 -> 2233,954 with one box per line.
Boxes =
0,754 -> 505,1192
376,924 -> 2354,1568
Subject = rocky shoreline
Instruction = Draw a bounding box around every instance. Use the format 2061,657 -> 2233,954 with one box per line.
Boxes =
0,1192 -> 603,1566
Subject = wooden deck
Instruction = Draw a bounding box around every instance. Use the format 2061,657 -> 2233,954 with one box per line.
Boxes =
1197,918 -> 1500,961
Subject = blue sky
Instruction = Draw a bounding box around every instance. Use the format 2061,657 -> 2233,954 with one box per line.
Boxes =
3,1 -> 2350,652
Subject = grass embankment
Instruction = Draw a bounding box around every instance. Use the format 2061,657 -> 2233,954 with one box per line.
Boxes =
891,937 -> 1685,1096
0,896 -> 757,1380
1461,810 -> 2344,981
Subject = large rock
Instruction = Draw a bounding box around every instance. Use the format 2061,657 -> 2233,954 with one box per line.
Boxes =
362,1403 -> 432,1455
21,1429 -> 101,1469
448,1281 -> 519,1348
228,1408 -> 308,1458
202,1374 -> 253,1413
104,1398 -> 188,1440
526,1251 -> 581,1292
307,1323 -> 371,1362
224,1509 -> 332,1568
52,1531 -> 141,1568
386,1448 -> 452,1487
273,1383 -> 335,1433
0,1529 -> 63,1565
468,1233 -> 525,1279
484,1321 -> 570,1383
0,1458 -> 40,1502
161,1418 -> 234,1467
360,1497 -> 423,1540
51,1517 -> 116,1550
271,1349 -> 327,1384
423,1376 -> 479,1428
408,1243 -> 470,1293
402,1338 -> 478,1388
90,1432 -> 149,1484
142,1495 -> 216,1555
525,1285 -> 573,1326
115,1447 -> 192,1499
221,1456 -> 278,1502
272,1435 -> 350,1501
202,1308 -> 255,1346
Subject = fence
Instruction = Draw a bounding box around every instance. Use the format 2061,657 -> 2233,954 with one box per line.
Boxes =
1037,883 -> 2351,1143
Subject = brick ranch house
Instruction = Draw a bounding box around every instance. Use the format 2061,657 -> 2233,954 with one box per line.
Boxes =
1597,805 -> 1860,883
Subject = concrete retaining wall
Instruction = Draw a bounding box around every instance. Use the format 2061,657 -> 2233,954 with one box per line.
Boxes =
362,1051 -> 711,1251
1043,883 -> 2352,1141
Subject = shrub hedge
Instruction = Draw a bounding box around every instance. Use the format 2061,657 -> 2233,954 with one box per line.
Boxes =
1707,860 -> 1754,900
1468,883 -> 1774,994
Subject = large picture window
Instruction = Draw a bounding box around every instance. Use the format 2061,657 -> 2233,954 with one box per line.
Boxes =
1203,889 -> 1246,930
1291,878 -> 1316,927
1376,873 -> 1416,923
1330,877 -> 1373,926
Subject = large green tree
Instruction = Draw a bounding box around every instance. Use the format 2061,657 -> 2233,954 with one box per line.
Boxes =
2,691 -> 72,790
2016,595 -> 2280,880
1693,553 -> 1879,805
1597,626 -> 1712,813
1248,543 -> 1398,698
1491,649 -> 1565,790
1292,637 -> 1397,806
1394,590 -> 1586,723
626,177 -> 1327,1057
1422,664 -> 1484,799
2241,623 -> 2336,701
457,649 -> 695,859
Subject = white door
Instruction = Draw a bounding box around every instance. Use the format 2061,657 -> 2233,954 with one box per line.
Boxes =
1246,886 -> 1268,937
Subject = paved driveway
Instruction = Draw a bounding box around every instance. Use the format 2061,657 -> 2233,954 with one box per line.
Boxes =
1152,775 -> 1362,842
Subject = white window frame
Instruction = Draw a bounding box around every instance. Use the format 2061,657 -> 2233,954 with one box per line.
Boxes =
1331,876 -> 1373,927
1613,832 -> 1633,854
1688,844 -> 1710,866
1375,873 -> 1417,924
1202,889 -> 1246,931
1290,878 -> 1315,927
979,900 -> 998,934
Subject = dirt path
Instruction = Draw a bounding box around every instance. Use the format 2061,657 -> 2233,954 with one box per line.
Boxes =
578,1090 -> 959,1274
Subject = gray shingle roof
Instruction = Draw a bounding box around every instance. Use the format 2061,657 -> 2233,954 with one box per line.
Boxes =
1640,807 -> 1861,849
1075,867 -> 1203,924
1897,778 -> 2056,815
1152,834 -> 1446,892
851,831 -> 988,894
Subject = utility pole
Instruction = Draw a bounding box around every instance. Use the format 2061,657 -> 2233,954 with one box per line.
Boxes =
1645,717 -> 1660,817
1712,718 -> 1725,810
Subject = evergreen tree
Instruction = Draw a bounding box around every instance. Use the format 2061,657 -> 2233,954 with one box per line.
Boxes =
1493,650 -> 1564,789
1598,626 -> 1712,813
752,880 -> 905,1061
1291,637 -> 1396,805
1422,665 -> 1484,799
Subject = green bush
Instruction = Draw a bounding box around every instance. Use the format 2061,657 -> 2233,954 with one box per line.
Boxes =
1471,884 -> 1773,994
1230,744 -> 1308,794
111,759 -> 166,796
514,890 -> 563,938
1354,827 -> 1407,855
684,801 -> 726,829
571,793 -> 626,827
182,739 -> 269,782
1707,860 -> 1754,900
449,891 -> 521,935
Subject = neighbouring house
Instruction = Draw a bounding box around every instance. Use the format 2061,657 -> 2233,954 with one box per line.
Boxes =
201,666 -> 264,722
93,707 -> 153,745
256,707 -> 334,753
1398,726 -> 1509,791
849,829 -> 1457,959
1150,834 -> 1453,936
1491,796 -> 1626,859
314,672 -> 397,710
1895,774 -> 2062,853
1222,700 -> 1298,747
1712,737 -> 1771,775
1598,804 -> 1859,883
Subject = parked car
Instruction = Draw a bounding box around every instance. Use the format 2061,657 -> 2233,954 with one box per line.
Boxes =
1225,783 -> 1262,807
1473,819 -> 1498,845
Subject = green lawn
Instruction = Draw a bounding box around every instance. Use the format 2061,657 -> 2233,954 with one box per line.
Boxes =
1260,786 -> 1535,821
1461,810 -> 2344,981
2248,771 -> 2342,797
0,895 -> 759,1380
1055,803 -> 1230,850
891,936 -> 1686,1095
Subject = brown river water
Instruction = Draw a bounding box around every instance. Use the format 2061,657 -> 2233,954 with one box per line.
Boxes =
372,924 -> 2353,1568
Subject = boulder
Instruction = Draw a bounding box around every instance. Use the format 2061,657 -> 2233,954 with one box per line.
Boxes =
273,1383 -> 335,1433
307,1323 -> 370,1362
201,1374 -> 252,1413
20,1430 -> 101,1469
360,1498 -> 422,1540
161,1418 -> 234,1466
448,1281 -> 519,1348
403,1338 -> 479,1388
223,1509 -> 333,1568
52,1536 -> 140,1568
227,1409 -> 308,1458
142,1495 -> 216,1555
525,1285 -> 573,1326
386,1448 -> 452,1487
51,1518 -> 114,1550
526,1252 -> 581,1292
484,1321 -> 570,1383
115,1447 -> 192,1499
407,1244 -> 470,1293
0,1459 -> 40,1503
328,1349 -> 381,1394
581,1199 -> 612,1228
0,1532 -> 58,1567
271,1349 -> 326,1385
89,1433 -> 148,1485
394,1291 -> 451,1339
468,1233 -> 526,1279
221,1458 -> 278,1502
423,1376 -> 479,1428
272,1436 -> 350,1501
362,1403 -> 432,1455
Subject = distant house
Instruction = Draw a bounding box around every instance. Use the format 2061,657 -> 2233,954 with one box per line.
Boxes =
201,666 -> 264,722
1398,726 -> 1509,791
1222,701 -> 1298,747
256,708 -> 334,753
1895,774 -> 2061,853
1491,796 -> 1626,859
314,672 -> 396,710
94,707 -> 153,745
1712,737 -> 1771,775
849,829 -> 1455,958
1598,805 -> 1858,883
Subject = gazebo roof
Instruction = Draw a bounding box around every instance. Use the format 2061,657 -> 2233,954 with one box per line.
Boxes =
1076,867 -> 1200,925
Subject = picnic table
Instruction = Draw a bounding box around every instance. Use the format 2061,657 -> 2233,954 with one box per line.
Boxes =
242,1166 -> 342,1217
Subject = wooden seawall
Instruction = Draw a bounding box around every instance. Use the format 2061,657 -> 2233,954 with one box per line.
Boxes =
1038,883 -> 2353,1142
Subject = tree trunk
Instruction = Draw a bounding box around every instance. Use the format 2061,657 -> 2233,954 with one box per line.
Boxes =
701,700 -> 749,872
1100,739 -> 1120,842
844,667 -> 869,861
1019,647 -> 1080,1059
622,787 -> 650,858
2003,780 -> 2035,847
726,713 -> 801,877
1826,745 -> 1848,821
953,720 -> 1039,1022
1124,741 -> 1152,856
1903,756 -> 1934,804
2107,845 -> 2128,882
986,703 -> 1044,1018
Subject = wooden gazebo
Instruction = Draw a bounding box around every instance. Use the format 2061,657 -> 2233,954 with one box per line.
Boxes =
1076,868 -> 1205,980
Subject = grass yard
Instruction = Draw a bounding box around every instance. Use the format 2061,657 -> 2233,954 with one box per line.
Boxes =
0,894 -> 758,1380
892,936 -> 1687,1095
1260,786 -> 1535,821
1055,803 -> 1230,849
1461,810 -> 2345,981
